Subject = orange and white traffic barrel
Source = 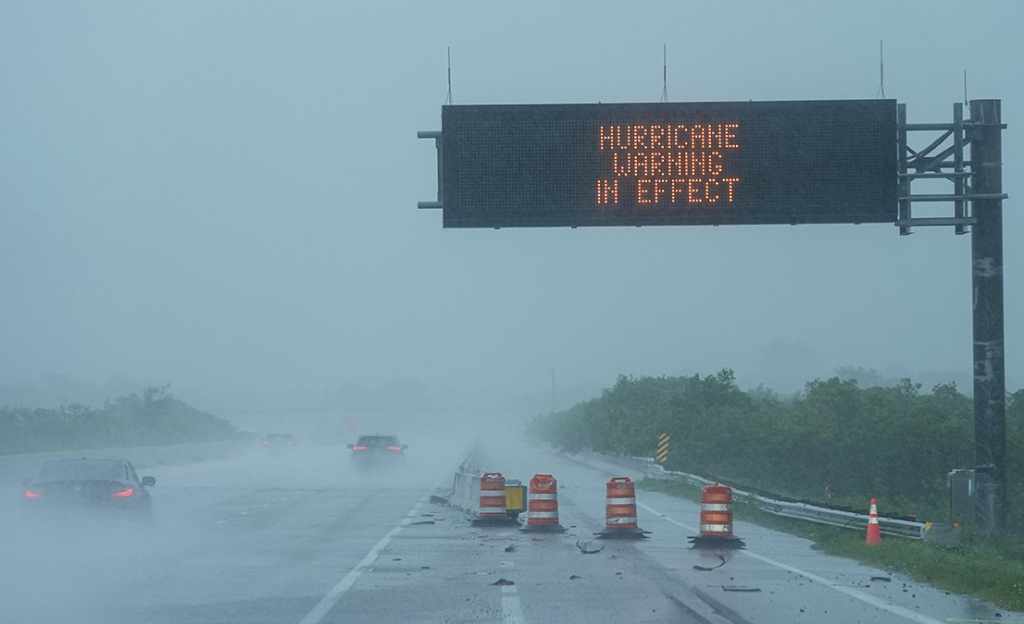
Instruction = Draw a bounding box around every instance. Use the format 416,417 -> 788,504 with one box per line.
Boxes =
700,484 -> 733,537
475,472 -> 507,523
524,473 -> 564,531
689,483 -> 743,547
606,477 -> 638,529
596,476 -> 648,539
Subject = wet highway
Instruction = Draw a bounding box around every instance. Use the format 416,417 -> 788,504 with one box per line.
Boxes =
1,440 -> 1018,624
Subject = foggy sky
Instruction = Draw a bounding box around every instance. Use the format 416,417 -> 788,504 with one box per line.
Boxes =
1,1 -> 1020,419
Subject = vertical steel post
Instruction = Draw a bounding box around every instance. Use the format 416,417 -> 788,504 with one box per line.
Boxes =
969,99 -> 1006,534
953,103 -> 966,235
897,104 -> 910,235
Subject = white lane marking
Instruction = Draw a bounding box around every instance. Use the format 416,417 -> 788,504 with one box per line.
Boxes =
500,584 -> 526,624
637,502 -> 693,531
297,497 -> 426,624
498,560 -> 525,624
636,502 -> 943,624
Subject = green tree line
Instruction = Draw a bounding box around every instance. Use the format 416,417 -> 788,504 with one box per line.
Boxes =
528,370 -> 1024,526
0,386 -> 238,454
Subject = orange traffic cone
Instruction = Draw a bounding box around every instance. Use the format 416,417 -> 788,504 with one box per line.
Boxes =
865,497 -> 882,545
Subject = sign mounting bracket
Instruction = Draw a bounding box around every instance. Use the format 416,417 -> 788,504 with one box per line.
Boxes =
417,130 -> 443,209
896,102 -> 1008,234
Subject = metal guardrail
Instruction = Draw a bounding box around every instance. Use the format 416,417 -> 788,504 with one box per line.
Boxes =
607,453 -> 926,539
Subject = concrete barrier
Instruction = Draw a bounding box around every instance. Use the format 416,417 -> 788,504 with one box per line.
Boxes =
451,469 -> 482,515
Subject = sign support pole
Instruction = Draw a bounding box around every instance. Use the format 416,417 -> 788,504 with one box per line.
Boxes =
969,99 -> 1006,535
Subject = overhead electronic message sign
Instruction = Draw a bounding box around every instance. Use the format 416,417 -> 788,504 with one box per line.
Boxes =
439,100 -> 897,228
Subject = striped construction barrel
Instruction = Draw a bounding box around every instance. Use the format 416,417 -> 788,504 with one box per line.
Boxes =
527,474 -> 560,527
605,477 -> 638,530
699,484 -> 733,538
478,472 -> 507,520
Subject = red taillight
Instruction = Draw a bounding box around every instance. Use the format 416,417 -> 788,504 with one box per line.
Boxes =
386,446 -> 402,453
23,489 -> 42,499
112,487 -> 135,498
352,445 -> 368,451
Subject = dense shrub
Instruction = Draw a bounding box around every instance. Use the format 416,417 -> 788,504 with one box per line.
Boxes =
0,386 -> 237,454
529,370 -> 1022,526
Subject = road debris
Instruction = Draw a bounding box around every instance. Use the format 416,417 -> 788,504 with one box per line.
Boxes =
491,578 -> 515,586
504,544 -> 516,553
409,520 -> 436,525
569,574 -> 582,580
575,540 -> 605,554
722,585 -> 761,593
693,555 -> 727,572
870,576 -> 892,582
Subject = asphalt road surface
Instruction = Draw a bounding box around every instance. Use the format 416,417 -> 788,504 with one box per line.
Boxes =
0,440 -> 1017,624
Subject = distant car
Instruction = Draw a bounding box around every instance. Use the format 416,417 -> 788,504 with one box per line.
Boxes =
348,435 -> 407,467
21,458 -> 155,517
261,433 -> 297,450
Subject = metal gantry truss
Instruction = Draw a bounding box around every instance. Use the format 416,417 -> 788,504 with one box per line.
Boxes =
903,99 -> 1009,534
898,102 -> 1008,234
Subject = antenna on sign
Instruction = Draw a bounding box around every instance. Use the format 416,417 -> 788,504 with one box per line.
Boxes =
446,46 -> 453,105
878,40 -> 886,98
963,69 -> 968,106
661,44 -> 668,102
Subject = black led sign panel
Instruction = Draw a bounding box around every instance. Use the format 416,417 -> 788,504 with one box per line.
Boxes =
440,100 -> 897,228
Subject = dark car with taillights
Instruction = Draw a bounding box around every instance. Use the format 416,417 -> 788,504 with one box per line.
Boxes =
348,434 -> 407,469
21,458 -> 155,517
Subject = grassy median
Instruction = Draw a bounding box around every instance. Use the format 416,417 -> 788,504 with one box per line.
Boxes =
639,478 -> 1024,613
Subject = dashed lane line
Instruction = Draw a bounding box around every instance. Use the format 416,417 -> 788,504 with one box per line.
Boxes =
496,558 -> 526,624
501,583 -> 526,624
296,497 -> 426,624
